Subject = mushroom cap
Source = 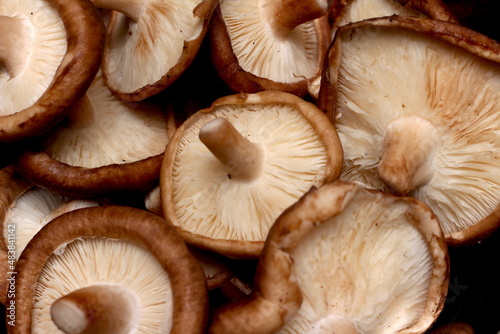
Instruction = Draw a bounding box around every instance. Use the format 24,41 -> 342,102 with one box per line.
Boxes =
317,16 -> 500,245
7,205 -> 208,333
0,166 -> 31,303
2,187 -> 99,261
0,173 -> 98,304
0,0 -> 105,142
209,1 -> 331,97
308,0 -> 457,100
161,91 -> 343,258
102,0 -> 218,101
272,182 -> 449,333
15,73 -> 173,198
211,180 -> 448,334
331,0 -> 457,28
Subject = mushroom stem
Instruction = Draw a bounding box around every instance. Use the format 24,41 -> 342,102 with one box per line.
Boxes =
0,15 -> 32,78
90,0 -> 145,23
50,285 -> 138,334
378,116 -> 439,195
199,118 -> 264,182
260,0 -> 330,37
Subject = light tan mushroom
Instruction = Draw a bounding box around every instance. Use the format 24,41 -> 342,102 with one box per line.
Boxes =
209,0 -> 331,97
210,180 -> 450,334
0,0 -> 105,142
331,0 -> 456,28
15,72 -> 174,198
0,166 -> 31,303
161,91 -> 343,258
0,166 -> 101,304
96,0 -> 219,101
6,205 -> 208,333
317,16 -> 500,245
307,0 -> 457,98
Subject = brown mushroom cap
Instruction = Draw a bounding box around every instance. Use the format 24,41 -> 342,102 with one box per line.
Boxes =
6,205 -> 208,333
209,0 -> 331,97
101,0 -> 219,101
318,16 -> 500,245
0,0 -> 105,142
15,73 -> 173,198
161,91 -> 343,258
2,187 -> 100,261
210,180 -> 449,334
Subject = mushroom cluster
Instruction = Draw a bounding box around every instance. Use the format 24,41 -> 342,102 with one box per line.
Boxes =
1,0 -> 499,333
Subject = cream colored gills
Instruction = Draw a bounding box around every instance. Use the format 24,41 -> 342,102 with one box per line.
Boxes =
103,0 -> 204,93
3,187 -> 99,260
280,192 -> 435,334
0,0 -> 66,115
335,0 -> 424,27
335,24 -> 500,236
42,73 -> 169,168
221,0 -> 322,83
32,238 -> 173,334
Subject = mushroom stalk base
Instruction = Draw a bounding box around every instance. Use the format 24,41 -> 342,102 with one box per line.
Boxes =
0,15 -> 32,78
199,117 -> 265,182
50,284 -> 138,334
378,115 -> 439,195
91,0 -> 145,22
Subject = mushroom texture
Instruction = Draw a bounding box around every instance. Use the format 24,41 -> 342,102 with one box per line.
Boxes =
98,0 -> 219,101
0,0 -> 105,142
1,185 -> 100,261
209,0 -> 331,97
161,91 -> 343,258
317,16 -> 500,245
0,168 -> 99,303
331,0 -> 456,28
209,181 -> 450,334
15,72 -> 174,198
7,205 -> 208,333
308,0 -> 457,99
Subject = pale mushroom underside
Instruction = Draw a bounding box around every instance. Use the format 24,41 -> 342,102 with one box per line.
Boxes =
0,0 -> 66,115
221,0 -> 320,83
32,237 -> 173,333
105,0 -> 204,93
334,0 -> 425,27
335,26 -> 500,235
43,74 -> 169,168
279,191 -> 435,334
172,105 -> 328,242
3,187 -> 98,260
